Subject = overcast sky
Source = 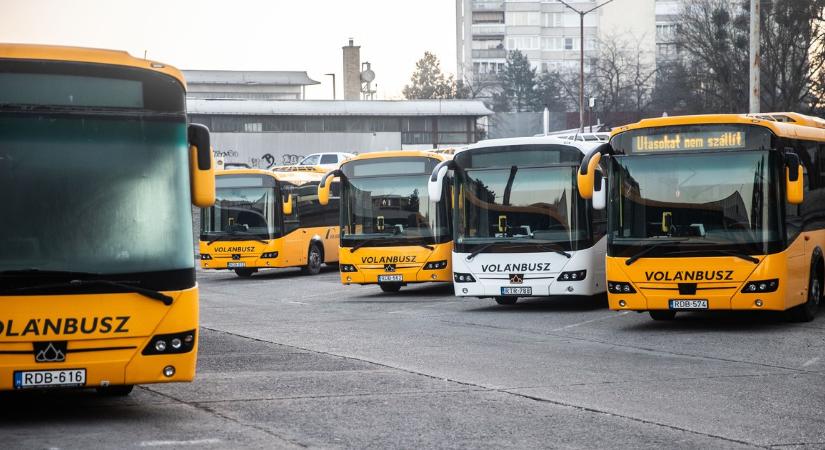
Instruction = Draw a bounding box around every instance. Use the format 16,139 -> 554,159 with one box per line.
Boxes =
0,0 -> 457,99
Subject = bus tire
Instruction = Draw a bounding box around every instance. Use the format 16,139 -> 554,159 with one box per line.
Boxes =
96,384 -> 134,397
494,296 -> 518,305
379,283 -> 402,293
302,243 -> 323,275
234,268 -> 256,278
788,267 -> 822,322
649,310 -> 676,321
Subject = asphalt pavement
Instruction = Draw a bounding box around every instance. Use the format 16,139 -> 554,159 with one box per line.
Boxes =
3,265 -> 824,449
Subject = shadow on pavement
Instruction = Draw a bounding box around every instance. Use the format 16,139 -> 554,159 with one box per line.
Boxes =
621,309 -> 821,332
341,283 -> 455,303
465,294 -> 608,313
200,264 -> 338,283
0,388 -> 158,423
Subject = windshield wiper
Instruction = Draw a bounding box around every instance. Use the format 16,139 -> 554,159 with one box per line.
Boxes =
11,279 -> 173,306
349,237 -> 393,253
657,249 -> 760,264
530,243 -> 571,259
624,239 -> 690,266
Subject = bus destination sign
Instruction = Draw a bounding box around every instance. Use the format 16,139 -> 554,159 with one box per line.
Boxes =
632,131 -> 746,152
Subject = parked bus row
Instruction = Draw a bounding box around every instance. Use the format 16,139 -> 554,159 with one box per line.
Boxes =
3,44 -> 823,398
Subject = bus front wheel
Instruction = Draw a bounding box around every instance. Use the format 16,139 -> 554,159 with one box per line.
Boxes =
302,243 -> 323,275
235,268 -> 256,278
649,310 -> 676,321
494,296 -> 518,305
788,271 -> 821,322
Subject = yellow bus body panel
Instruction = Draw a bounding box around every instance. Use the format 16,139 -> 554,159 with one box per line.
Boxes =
0,287 -> 199,391
339,242 -> 453,285
200,226 -> 340,270
606,234 -> 815,312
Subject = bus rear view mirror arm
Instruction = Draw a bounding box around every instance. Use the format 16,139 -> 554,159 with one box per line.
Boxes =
428,160 -> 456,202
187,123 -> 215,207
318,169 -> 343,206
785,152 -> 803,204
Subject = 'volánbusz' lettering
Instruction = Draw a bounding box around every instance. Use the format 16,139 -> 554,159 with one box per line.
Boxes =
360,256 -> 417,264
644,270 -> 734,281
480,263 -> 552,273
0,316 -> 131,337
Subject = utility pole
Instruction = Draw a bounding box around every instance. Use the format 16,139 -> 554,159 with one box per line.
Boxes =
325,73 -> 336,100
749,0 -> 760,113
557,0 -> 616,132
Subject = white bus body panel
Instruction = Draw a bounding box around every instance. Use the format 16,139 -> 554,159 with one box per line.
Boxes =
451,237 -> 606,297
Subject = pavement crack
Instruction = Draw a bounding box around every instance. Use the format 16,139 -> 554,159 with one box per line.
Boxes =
140,385 -> 309,448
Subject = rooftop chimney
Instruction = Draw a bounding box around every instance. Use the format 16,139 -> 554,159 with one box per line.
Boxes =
342,38 -> 361,101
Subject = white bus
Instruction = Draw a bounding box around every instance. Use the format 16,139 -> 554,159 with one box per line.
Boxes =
428,135 -> 606,305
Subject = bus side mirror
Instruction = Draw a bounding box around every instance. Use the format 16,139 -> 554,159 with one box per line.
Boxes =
282,194 -> 294,216
592,170 -> 606,210
429,160 -> 456,202
785,152 -> 803,204
578,151 -> 602,200
318,169 -> 342,206
188,123 -> 215,207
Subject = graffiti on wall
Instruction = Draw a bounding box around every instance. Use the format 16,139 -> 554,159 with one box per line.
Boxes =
213,149 -> 305,169
282,154 -> 302,165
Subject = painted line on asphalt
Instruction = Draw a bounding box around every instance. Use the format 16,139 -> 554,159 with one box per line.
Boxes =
288,301 -> 308,305
549,311 -> 630,332
139,438 -> 221,447
802,357 -> 820,368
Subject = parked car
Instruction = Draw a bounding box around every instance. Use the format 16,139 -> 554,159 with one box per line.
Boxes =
298,152 -> 355,169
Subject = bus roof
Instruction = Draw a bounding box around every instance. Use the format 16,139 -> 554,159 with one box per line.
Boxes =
342,150 -> 451,165
460,134 -> 603,156
215,168 -> 327,186
0,43 -> 186,88
612,113 -> 825,142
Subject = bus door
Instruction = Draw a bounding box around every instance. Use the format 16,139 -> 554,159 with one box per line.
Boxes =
282,184 -> 306,266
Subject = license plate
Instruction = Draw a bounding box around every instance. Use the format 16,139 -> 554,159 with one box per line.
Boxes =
501,287 -> 532,296
669,299 -> 708,309
14,369 -> 86,389
378,275 -> 403,282
227,262 -> 246,268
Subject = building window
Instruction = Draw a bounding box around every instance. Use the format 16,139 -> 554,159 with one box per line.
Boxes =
505,12 -> 540,26
244,122 -> 262,132
507,36 -> 540,51
564,38 -> 574,50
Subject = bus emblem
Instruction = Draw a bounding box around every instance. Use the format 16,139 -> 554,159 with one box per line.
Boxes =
34,341 -> 67,363
384,264 -> 396,272
509,274 -> 524,284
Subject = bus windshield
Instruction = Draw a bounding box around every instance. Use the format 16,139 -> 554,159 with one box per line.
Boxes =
609,150 -> 782,257
457,165 -> 587,250
0,116 -> 193,276
342,174 -> 450,245
202,176 -> 280,241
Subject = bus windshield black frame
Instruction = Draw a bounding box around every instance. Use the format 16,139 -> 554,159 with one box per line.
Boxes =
201,174 -> 282,241
340,157 -> 451,248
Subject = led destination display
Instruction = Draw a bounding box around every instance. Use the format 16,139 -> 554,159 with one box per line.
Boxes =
632,131 -> 746,152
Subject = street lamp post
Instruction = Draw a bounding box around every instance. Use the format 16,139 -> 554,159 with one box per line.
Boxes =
557,0 -> 617,132
325,73 -> 336,100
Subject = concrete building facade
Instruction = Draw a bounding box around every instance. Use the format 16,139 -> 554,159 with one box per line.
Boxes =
187,99 -> 493,168
183,70 -> 319,100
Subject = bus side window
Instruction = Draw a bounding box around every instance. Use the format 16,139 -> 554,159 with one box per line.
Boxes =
283,185 -> 300,234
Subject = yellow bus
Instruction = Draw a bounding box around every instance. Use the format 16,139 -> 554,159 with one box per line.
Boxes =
200,167 -> 339,277
0,44 -> 214,393
318,151 -> 452,292
578,113 -> 825,321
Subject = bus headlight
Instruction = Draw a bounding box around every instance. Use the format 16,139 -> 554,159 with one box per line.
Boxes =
454,272 -> 476,283
340,264 -> 358,272
424,260 -> 448,270
200,254 -> 212,260
741,279 -> 778,293
607,281 -> 636,294
559,270 -> 586,281
260,252 -> 279,259
143,330 -> 197,355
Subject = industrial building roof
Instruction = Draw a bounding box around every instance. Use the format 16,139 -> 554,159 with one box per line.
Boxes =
186,99 -> 494,117
183,70 -> 319,86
